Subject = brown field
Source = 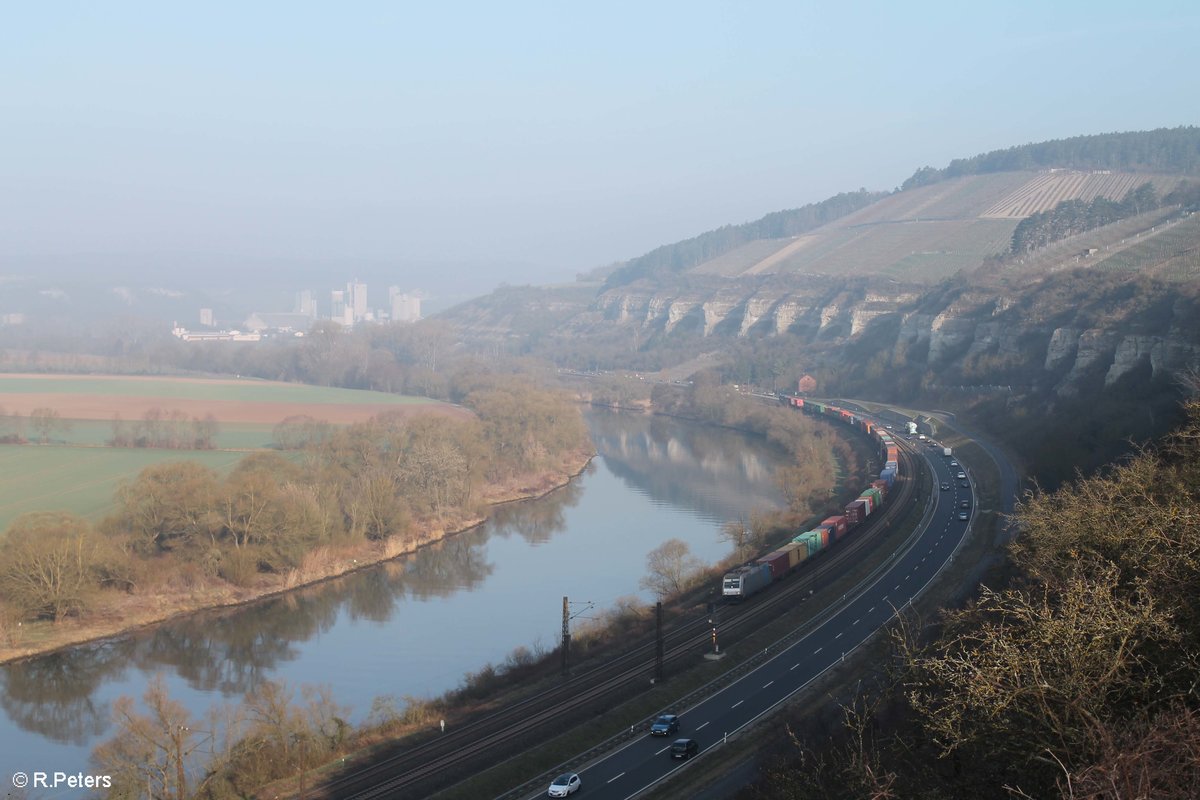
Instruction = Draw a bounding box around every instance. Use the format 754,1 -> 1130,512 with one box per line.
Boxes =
1,394 -> 471,424
0,373 -> 471,426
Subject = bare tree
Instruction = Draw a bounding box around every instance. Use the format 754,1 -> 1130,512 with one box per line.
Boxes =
639,538 -> 704,599
28,406 -> 68,444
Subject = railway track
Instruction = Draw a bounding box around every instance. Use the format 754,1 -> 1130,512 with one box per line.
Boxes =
310,441 -> 921,799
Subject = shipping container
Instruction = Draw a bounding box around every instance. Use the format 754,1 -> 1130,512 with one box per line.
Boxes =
781,541 -> 807,568
793,529 -> 824,555
863,486 -> 883,507
871,479 -> 889,497
821,515 -> 848,538
757,549 -> 791,581
858,493 -> 874,516
844,500 -> 865,526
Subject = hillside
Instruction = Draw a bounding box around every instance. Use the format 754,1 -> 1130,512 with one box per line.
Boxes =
438,128 -> 1200,481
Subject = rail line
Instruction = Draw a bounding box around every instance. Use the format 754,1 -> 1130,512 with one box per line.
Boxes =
310,439 -> 921,799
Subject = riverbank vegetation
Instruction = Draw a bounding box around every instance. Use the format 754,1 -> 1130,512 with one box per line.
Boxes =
752,400 -> 1200,799
0,370 -> 590,662
76,377 -> 862,800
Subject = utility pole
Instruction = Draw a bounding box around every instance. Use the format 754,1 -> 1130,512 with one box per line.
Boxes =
561,596 -> 570,677
655,601 -> 664,682
560,596 -> 594,678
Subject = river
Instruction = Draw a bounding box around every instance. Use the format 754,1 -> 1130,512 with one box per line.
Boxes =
0,409 -> 787,795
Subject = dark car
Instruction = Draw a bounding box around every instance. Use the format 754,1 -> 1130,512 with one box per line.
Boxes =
960,500 -> 970,508
940,482 -> 950,491
960,480 -> 970,488
670,738 -> 699,759
650,714 -> 680,736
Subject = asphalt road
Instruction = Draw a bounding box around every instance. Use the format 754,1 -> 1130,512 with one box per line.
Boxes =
525,441 -> 974,800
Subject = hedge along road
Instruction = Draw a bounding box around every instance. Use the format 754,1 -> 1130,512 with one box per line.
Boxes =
527,427 -> 1011,800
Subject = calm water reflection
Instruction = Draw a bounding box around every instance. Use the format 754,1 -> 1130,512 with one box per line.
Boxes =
0,409 -> 786,788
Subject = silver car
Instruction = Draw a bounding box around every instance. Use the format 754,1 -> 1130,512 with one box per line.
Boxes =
548,773 -> 581,797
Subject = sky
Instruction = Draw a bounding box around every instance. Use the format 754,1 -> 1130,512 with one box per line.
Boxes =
2,1 -> 1199,292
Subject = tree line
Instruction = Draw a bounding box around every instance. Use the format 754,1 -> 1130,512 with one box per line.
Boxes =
1009,181 -> 1159,254
902,126 -> 1200,190
0,371 -> 589,626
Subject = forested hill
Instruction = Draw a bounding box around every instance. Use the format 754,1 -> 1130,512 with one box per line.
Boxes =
902,126 -> 1200,190
601,128 -> 1200,291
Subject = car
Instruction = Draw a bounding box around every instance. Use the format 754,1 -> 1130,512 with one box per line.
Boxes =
949,460 -> 959,467
548,773 -> 581,797
650,714 -> 680,736
960,480 -> 970,488
957,471 -> 967,479
940,482 -> 950,491
671,738 -> 699,759
958,511 -> 969,521
960,500 -> 970,508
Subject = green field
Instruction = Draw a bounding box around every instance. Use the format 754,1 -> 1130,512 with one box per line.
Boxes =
0,445 -> 246,531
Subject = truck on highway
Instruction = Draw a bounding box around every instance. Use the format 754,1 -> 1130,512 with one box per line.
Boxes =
943,447 -> 952,457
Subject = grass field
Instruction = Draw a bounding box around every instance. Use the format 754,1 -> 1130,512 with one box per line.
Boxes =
0,445 -> 245,531
0,374 -> 468,531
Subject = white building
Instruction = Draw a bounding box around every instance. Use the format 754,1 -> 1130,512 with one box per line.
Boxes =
294,290 -> 316,317
348,280 -> 368,322
388,287 -> 421,323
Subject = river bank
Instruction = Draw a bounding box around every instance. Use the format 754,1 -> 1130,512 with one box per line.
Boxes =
0,448 -> 594,666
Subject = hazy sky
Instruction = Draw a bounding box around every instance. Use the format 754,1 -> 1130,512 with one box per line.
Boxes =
3,1 -> 1198,284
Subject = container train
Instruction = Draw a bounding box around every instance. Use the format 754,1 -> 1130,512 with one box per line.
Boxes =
721,397 -> 901,601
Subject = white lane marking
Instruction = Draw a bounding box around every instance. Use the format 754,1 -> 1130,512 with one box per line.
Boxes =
852,618 -> 860,626
791,663 -> 800,670
608,772 -> 626,783
814,647 -> 822,654
697,721 -> 710,730
893,585 -> 900,591
835,632 -> 843,639
868,606 -> 875,613
732,700 -> 744,709
763,681 -> 774,689
655,745 -> 669,755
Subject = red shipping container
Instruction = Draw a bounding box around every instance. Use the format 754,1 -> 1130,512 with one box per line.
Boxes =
820,528 -> 830,548
822,515 -> 849,538
872,479 -> 888,497
756,549 -> 791,580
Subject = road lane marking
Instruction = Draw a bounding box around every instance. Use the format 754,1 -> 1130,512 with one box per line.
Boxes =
835,632 -> 843,639
697,721 -> 710,730
814,647 -> 822,654
791,663 -> 800,670
893,585 -> 900,591
852,618 -> 860,625
608,772 -> 626,783
732,700 -> 744,708
763,681 -> 774,689
868,606 -> 875,613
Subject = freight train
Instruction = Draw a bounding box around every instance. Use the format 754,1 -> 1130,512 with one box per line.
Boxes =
721,397 -> 901,601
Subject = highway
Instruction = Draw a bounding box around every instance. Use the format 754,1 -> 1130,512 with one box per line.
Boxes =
524,437 -> 975,800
